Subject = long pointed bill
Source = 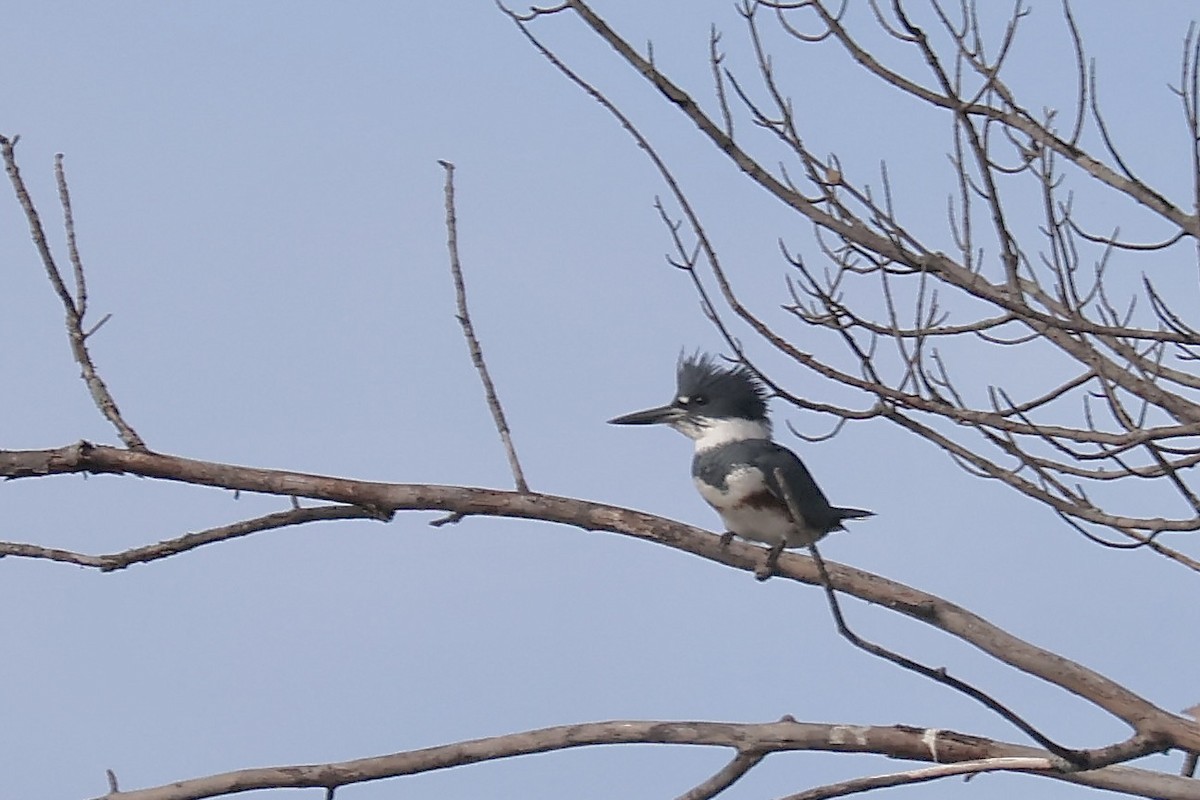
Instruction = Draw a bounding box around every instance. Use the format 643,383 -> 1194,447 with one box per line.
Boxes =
607,404 -> 684,425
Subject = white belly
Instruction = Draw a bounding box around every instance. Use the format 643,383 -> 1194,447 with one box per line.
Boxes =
693,468 -> 820,547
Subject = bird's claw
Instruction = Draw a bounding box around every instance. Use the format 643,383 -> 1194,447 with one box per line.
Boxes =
755,541 -> 785,581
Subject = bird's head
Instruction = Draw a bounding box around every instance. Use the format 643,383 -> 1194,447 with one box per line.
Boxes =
608,353 -> 771,443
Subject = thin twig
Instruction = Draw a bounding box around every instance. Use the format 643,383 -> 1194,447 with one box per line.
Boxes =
673,750 -> 766,800
55,154 -> 88,316
437,160 -> 529,492
782,756 -> 1054,800
772,467 -> 1085,764
0,504 -> 388,571
0,137 -> 146,449
504,0 -> 1200,562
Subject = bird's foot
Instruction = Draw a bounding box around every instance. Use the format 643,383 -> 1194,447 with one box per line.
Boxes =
719,531 -> 735,549
754,541 -> 785,581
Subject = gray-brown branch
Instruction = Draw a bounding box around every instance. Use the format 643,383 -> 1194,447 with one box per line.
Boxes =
2,441 -> 1197,753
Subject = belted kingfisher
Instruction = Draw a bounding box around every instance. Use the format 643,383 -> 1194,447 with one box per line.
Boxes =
609,353 -> 872,575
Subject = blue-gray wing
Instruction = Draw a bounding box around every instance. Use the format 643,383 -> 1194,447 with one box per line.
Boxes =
743,442 -> 842,532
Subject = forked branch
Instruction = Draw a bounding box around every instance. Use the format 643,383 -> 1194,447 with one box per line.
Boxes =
0,136 -> 145,450
507,1 -> 1200,560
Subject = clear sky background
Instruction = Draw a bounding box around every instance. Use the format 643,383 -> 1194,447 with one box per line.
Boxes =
1,3 -> 1198,799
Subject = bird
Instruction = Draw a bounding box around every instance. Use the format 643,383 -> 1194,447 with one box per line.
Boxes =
608,353 -> 873,577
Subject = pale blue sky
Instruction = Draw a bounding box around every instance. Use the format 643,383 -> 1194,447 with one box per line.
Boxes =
2,3 -> 1198,799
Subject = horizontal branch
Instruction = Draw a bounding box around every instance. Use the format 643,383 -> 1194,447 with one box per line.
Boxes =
0,504 -> 386,571
92,718 -> 1200,800
2,441 -> 1197,752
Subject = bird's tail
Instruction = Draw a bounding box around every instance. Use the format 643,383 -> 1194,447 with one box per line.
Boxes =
834,507 -> 874,521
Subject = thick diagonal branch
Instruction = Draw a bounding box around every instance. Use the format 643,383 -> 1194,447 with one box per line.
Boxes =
1,442 -> 1196,751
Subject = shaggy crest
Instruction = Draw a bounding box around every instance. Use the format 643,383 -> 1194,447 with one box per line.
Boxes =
676,353 -> 770,421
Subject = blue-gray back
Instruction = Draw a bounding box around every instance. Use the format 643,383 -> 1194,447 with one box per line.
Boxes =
692,440 -> 846,531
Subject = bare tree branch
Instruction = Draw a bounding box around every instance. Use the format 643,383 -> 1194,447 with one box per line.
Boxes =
784,756 -> 1055,800
3,442 -> 1197,754
673,749 -> 765,800
507,1 -> 1200,558
776,468 -> 1083,763
0,504 -> 388,571
0,136 -> 146,450
5,4 -> 1199,796
437,159 -> 529,492
85,718 -> 1200,800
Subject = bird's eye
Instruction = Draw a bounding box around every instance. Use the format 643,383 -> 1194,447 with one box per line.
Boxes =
693,395 -> 708,406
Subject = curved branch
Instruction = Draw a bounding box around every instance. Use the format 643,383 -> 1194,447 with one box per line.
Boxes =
781,0 -> 1198,235
89,718 -> 1200,800
675,750 -> 765,800
785,757 -> 1054,800
548,1 -> 1200,433
510,1 -> 1200,552
0,504 -> 388,571
2,442 -> 1197,752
